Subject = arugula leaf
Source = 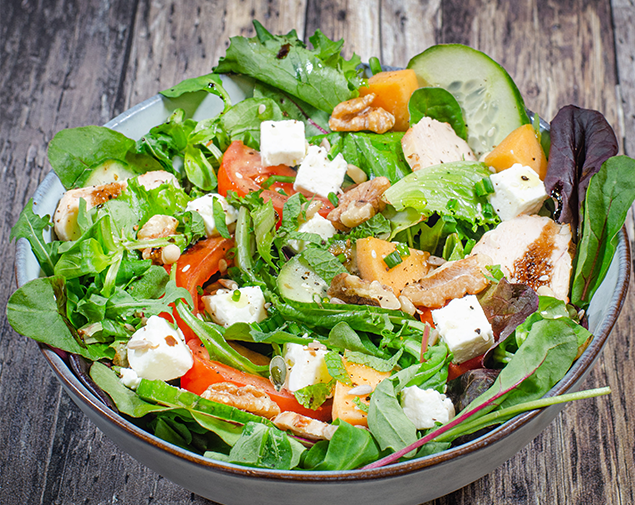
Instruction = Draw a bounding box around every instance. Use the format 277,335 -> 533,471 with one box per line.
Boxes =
327,322 -> 380,356
299,247 -> 347,284
345,349 -> 403,373
324,351 -> 352,385
48,126 -> 136,189
184,145 -> 217,191
305,419 -> 379,470
330,131 -> 411,184
212,197 -> 231,239
10,199 -> 58,276
160,73 -> 231,110
214,21 -> 363,113
408,87 -> 468,140
89,362 -> 170,417
7,276 -> 107,360
253,82 -> 330,136
572,156 -> 635,308
293,380 -> 335,409
220,97 -> 282,149
251,199 -> 277,269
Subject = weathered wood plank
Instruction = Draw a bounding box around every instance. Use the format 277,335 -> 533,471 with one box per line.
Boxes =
613,0 -> 635,157
0,1 -> 139,504
120,0 -> 308,113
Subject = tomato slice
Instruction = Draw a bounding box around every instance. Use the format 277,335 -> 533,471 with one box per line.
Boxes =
218,140 -> 335,218
182,340 -> 332,422
174,236 -> 234,314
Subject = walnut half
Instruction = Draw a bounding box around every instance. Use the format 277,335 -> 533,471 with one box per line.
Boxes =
329,94 -> 395,134
201,382 -> 281,419
327,176 -> 391,231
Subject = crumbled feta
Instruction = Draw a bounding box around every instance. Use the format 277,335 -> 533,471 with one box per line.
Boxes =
293,145 -> 347,199
119,367 -> 141,390
400,386 -> 455,430
260,120 -> 307,167
185,193 -> 238,237
432,294 -> 494,364
488,163 -> 548,221
126,316 -> 193,381
202,286 -> 267,328
283,342 -> 332,392
287,213 -> 337,253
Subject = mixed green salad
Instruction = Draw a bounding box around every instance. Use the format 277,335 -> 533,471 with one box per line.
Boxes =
8,22 -> 635,471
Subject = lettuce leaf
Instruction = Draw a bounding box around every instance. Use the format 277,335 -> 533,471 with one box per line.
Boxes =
214,21 -> 363,113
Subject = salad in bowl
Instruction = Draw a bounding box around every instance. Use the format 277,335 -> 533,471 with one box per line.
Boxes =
8,21 -> 635,479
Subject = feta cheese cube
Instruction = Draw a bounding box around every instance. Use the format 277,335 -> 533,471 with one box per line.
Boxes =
287,213 -> 337,253
283,342 -> 332,392
488,163 -> 548,221
400,386 -> 456,430
119,367 -> 141,390
202,286 -> 268,328
294,145 -> 347,199
260,120 -> 307,167
126,316 -> 193,381
432,294 -> 494,364
185,193 -> 238,238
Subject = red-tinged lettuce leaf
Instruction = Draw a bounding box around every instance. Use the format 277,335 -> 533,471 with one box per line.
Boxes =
544,105 -> 618,233
478,279 -> 539,341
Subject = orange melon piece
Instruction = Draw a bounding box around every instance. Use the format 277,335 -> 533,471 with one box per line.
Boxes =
356,237 -> 430,296
484,124 -> 548,179
331,359 -> 392,427
359,69 -> 419,131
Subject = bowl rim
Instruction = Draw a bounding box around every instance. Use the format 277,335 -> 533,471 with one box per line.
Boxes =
14,91 -> 632,483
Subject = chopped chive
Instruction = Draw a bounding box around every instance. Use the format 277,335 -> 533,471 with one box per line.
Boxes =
383,250 -> 403,269
368,57 -> 382,76
446,198 -> 458,210
232,290 -> 241,302
328,192 -> 339,207
395,242 -> 410,258
482,202 -> 497,219
474,178 -> 495,197
337,253 -> 347,263
261,175 -> 296,188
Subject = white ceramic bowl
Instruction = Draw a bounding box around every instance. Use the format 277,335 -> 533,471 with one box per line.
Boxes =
14,75 -> 631,505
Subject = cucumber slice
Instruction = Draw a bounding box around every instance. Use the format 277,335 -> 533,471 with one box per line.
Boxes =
407,44 -> 530,157
278,256 -> 328,303
83,158 -> 136,186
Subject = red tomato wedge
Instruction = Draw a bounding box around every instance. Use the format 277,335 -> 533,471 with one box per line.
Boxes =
217,140 -> 335,218
447,354 -> 486,381
181,340 -> 332,422
174,236 -> 234,314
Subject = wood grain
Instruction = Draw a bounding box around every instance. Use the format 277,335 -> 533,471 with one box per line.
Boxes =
1,0 -> 635,504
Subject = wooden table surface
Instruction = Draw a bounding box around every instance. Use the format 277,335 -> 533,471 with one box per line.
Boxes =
2,1 -> 635,504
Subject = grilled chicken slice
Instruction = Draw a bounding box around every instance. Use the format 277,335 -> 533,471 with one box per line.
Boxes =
401,254 -> 492,309
54,182 -> 127,241
402,117 -> 477,172
470,215 -> 573,301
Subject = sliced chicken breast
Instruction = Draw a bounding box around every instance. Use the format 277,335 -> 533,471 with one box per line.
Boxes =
402,117 -> 476,172
471,215 -> 573,301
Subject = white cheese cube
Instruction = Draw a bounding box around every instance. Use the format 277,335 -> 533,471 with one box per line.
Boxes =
432,294 -> 494,364
488,163 -> 548,221
119,367 -> 142,390
283,342 -> 332,392
293,145 -> 347,199
400,386 -> 456,430
260,120 -> 307,167
287,213 -> 337,253
126,316 -> 193,381
202,286 -> 268,328
185,193 -> 238,238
